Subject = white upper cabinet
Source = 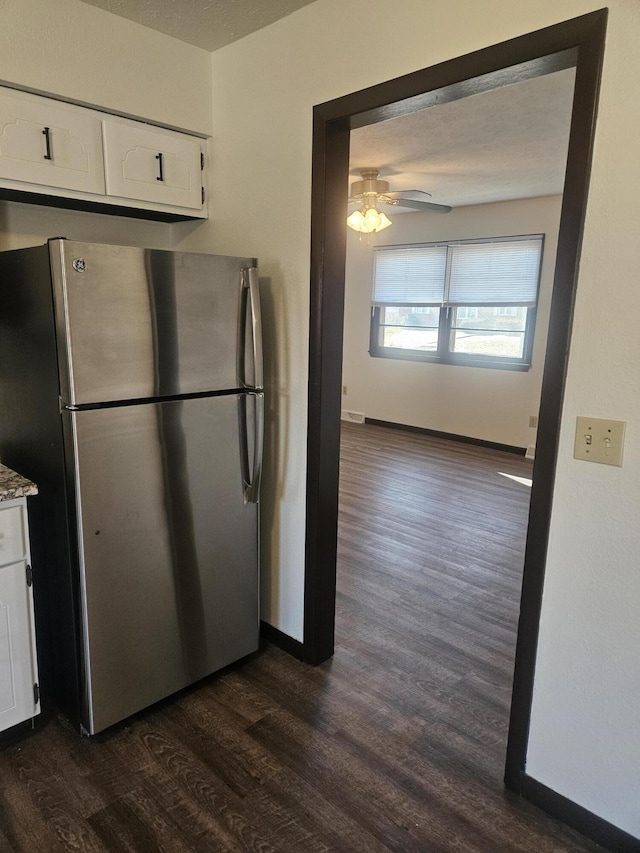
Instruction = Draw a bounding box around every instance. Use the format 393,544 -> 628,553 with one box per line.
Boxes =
0,86 -> 206,220
0,88 -> 105,195
102,119 -> 203,212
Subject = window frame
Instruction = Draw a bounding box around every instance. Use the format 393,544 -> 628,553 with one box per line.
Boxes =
369,234 -> 544,371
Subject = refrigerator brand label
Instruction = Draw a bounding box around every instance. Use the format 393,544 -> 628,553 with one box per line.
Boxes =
72,258 -> 87,273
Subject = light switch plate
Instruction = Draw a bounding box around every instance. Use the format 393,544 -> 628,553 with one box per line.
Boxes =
574,416 -> 626,466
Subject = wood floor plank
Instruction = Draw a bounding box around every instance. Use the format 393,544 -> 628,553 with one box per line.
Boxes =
244,768 -> 390,853
1,745 -> 106,851
0,423 -> 606,852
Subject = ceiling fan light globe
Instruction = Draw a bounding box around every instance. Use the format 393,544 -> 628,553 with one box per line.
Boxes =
363,207 -> 382,231
347,209 -> 366,231
346,202 -> 393,233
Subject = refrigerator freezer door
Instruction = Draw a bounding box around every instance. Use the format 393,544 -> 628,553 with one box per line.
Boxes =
67,394 -> 259,734
49,240 -> 258,406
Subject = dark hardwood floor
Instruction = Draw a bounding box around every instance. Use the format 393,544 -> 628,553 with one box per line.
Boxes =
0,422 -> 605,852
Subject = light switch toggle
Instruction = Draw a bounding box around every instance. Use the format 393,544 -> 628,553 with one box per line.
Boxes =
574,417 -> 626,466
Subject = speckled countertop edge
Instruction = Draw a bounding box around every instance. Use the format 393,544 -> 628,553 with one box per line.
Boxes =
0,464 -> 38,501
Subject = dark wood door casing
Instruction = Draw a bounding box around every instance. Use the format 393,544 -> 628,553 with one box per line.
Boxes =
305,6 -> 606,794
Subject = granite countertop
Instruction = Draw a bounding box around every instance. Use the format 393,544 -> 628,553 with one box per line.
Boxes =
0,464 -> 38,502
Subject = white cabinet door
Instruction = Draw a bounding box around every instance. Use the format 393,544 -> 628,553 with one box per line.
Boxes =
102,118 -> 203,211
0,504 -> 28,566
0,498 -> 39,731
0,559 -> 39,730
0,88 -> 105,194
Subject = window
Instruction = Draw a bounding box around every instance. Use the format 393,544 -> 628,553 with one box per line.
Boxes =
456,307 -> 479,320
370,235 -> 543,370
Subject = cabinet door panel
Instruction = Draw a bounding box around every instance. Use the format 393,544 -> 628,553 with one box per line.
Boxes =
0,561 -> 38,729
102,119 -> 203,210
0,504 -> 27,568
0,88 -> 105,194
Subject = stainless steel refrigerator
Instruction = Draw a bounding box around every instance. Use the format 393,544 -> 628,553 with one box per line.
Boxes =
0,238 -> 263,734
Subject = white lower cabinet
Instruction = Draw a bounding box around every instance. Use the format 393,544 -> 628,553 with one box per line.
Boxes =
0,498 -> 40,732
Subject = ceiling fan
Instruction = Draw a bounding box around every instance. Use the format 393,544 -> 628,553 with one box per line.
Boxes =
347,168 -> 452,233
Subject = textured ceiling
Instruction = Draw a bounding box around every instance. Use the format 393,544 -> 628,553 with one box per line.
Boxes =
77,0 -> 318,51
349,68 -> 576,211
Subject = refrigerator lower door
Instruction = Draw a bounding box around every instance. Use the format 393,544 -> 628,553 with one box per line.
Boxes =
67,394 -> 259,734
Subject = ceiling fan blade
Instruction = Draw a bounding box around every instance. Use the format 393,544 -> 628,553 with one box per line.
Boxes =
384,189 -> 433,200
390,197 -> 452,213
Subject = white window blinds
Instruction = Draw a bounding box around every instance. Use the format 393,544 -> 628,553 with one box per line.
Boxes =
373,235 -> 543,307
372,245 -> 447,305
447,237 -> 542,305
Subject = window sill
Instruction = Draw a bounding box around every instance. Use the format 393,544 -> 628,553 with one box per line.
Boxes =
370,348 -> 532,372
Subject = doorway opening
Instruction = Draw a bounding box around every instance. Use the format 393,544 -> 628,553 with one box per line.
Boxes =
336,64 -> 572,808
303,8 -> 606,813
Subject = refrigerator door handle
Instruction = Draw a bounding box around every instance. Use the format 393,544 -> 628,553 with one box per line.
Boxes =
244,391 -> 264,504
243,267 -> 264,391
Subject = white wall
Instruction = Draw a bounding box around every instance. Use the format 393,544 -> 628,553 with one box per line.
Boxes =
0,0 -> 213,254
202,0 -> 640,838
0,200 -> 174,253
0,0 -> 212,134
342,197 -> 561,448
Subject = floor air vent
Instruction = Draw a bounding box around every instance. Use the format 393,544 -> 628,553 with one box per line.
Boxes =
341,410 -> 365,424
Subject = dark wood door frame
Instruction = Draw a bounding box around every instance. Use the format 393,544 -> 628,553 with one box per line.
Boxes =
304,5 -> 607,799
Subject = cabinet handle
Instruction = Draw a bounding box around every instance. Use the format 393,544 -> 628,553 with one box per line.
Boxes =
156,152 -> 164,182
42,127 -> 52,160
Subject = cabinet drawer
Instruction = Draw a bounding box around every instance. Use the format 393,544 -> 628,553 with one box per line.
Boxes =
0,505 -> 27,567
0,88 -> 105,195
102,119 -> 203,211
